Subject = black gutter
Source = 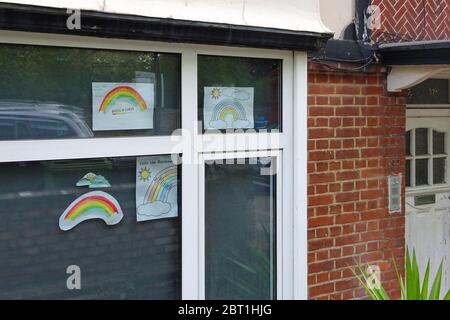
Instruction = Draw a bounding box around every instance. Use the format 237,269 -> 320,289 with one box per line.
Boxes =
309,39 -> 374,64
0,3 -> 332,51
379,41 -> 450,65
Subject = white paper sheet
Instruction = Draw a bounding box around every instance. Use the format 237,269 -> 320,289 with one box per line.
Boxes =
92,82 -> 154,131
136,156 -> 178,222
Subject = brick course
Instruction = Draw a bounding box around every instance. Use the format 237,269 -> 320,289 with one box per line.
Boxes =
307,62 -> 406,300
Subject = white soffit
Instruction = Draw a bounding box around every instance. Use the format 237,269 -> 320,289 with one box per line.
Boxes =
1,0 -> 331,34
387,65 -> 450,92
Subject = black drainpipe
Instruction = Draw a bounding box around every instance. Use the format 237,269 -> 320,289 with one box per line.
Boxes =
355,0 -> 372,42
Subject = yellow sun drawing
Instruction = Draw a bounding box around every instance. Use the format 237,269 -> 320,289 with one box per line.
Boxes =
211,88 -> 221,99
138,167 -> 151,182
85,173 -> 96,182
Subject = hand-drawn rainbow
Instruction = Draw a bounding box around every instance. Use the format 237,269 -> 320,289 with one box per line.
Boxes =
98,85 -> 147,113
145,166 -> 177,205
211,99 -> 247,123
59,191 -> 123,231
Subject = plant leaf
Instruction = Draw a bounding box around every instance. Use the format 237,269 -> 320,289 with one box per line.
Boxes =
350,259 -> 389,300
443,289 -> 450,300
410,249 -> 421,299
392,254 -> 406,300
420,260 -> 430,300
405,247 -> 414,299
429,261 -> 444,300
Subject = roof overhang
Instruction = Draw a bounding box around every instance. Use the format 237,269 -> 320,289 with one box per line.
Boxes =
379,41 -> 450,65
0,1 -> 333,51
378,41 -> 450,92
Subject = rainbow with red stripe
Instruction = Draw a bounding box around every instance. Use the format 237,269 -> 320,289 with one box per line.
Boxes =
98,85 -> 147,113
59,191 -> 123,231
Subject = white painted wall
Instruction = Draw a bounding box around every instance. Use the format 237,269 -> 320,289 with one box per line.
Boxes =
320,0 -> 354,38
1,0 -> 331,34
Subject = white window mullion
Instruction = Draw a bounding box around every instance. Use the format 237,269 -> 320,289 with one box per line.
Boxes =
181,48 -> 200,300
428,128 -> 433,185
411,129 -> 416,187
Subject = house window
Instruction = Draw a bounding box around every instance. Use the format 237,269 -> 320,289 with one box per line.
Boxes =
0,44 -> 181,140
0,155 -> 181,299
197,55 -> 281,133
0,32 -> 302,300
406,128 -> 447,187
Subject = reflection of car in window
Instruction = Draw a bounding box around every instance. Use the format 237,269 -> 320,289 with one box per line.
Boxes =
0,100 -> 93,140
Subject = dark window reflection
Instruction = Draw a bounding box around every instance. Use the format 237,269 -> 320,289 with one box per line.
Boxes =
415,128 -> 429,156
205,157 -> 276,300
406,131 -> 411,156
433,130 -> 445,155
416,159 -> 429,186
0,156 -> 181,299
433,158 -> 446,184
0,44 -> 181,140
406,160 -> 411,187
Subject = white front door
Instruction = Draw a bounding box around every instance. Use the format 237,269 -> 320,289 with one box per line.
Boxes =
406,111 -> 450,295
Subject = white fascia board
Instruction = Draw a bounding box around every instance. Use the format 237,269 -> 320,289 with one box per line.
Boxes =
1,0 -> 331,34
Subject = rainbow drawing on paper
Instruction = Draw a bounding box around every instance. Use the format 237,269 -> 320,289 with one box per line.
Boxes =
145,166 -> 177,204
136,156 -> 178,222
98,86 -> 147,114
204,87 -> 254,129
59,191 -> 123,231
210,99 -> 248,126
92,82 -> 154,131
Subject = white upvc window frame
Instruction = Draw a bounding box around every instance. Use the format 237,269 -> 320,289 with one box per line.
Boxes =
0,30 -> 308,300
198,150 -> 284,299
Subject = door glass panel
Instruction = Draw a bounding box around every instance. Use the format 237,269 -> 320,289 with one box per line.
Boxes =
0,155 -> 181,299
205,157 -> 276,300
406,131 -> 411,156
415,159 -> 429,186
406,160 -> 411,187
433,158 -> 446,184
433,130 -> 445,155
415,128 -> 428,156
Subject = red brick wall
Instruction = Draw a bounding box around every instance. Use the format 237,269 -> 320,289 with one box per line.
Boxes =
307,62 -> 406,300
372,0 -> 450,43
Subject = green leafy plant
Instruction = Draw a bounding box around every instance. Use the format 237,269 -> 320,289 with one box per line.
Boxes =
351,248 -> 450,300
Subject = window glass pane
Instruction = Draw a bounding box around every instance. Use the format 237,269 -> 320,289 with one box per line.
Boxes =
406,131 -> 411,156
0,44 -> 181,140
198,55 -> 281,132
406,160 -> 411,187
407,79 -> 449,104
0,155 -> 181,299
416,159 -> 429,186
415,128 -> 429,155
433,130 -> 445,155
205,157 -> 276,300
433,158 -> 446,184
